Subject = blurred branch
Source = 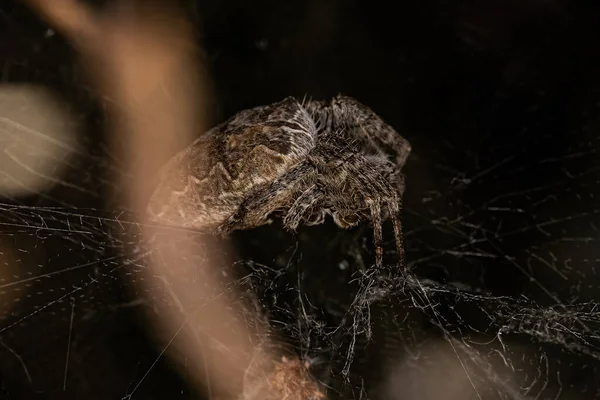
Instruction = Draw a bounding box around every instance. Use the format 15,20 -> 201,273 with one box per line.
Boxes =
19,0 -> 256,397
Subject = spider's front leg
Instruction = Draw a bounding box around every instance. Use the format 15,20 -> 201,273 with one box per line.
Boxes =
366,198 -> 384,269
282,184 -> 324,231
216,164 -> 312,236
329,95 -> 412,169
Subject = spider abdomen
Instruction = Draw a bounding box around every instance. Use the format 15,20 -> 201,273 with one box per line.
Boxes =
147,97 -> 317,230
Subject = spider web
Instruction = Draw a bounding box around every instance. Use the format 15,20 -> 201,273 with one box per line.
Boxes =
2,3 -> 600,400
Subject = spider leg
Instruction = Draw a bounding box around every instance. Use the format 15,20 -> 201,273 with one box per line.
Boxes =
387,196 -> 406,273
349,161 -> 408,271
331,158 -> 389,268
330,95 -> 412,168
282,185 -> 324,231
367,198 -> 384,269
216,164 -> 312,235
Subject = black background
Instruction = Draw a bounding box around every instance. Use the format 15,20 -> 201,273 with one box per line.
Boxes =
1,0 -> 600,399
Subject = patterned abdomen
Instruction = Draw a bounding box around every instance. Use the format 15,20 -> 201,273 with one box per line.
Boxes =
146,97 -> 316,230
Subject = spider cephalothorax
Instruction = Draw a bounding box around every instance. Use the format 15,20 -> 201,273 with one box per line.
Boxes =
147,95 -> 411,267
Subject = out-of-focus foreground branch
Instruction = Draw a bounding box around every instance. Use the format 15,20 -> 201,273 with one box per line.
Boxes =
19,0 -> 264,397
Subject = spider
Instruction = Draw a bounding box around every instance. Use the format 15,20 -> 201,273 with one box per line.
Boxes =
147,95 -> 411,267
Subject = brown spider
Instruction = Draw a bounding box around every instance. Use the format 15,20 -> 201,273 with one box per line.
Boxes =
147,95 -> 411,267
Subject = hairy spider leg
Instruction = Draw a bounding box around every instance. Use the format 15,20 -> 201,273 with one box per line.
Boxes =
367,198 -> 384,268
387,168 -> 407,271
282,185 -> 324,231
331,95 -> 412,168
388,196 -> 406,272
216,163 -> 313,234
340,157 -> 393,269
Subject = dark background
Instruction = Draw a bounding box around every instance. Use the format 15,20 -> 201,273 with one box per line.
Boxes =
1,0 -> 600,399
